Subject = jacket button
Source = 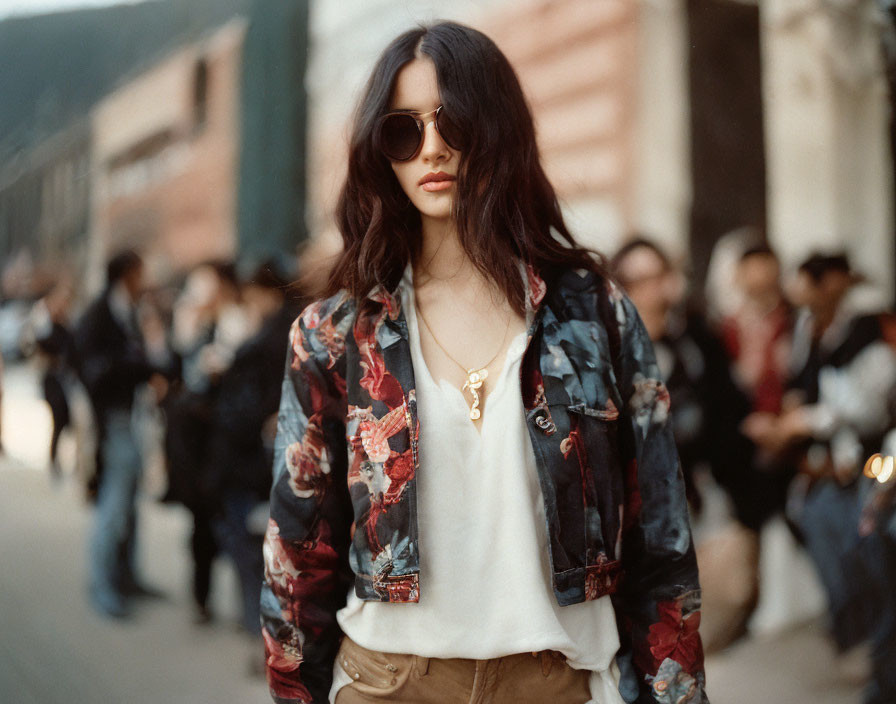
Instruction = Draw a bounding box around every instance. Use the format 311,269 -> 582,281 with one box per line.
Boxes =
534,412 -> 556,435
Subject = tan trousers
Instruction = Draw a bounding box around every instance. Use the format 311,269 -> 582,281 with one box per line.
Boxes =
333,636 -> 591,704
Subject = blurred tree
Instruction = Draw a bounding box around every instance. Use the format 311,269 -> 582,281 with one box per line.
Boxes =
0,0 -> 252,161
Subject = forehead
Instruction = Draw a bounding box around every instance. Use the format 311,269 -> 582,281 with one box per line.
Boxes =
389,57 -> 440,111
619,247 -> 667,278
739,253 -> 778,271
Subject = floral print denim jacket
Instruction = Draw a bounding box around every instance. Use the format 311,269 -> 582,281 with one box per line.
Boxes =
260,265 -> 707,704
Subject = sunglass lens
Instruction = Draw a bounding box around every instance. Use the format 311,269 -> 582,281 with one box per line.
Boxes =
379,114 -> 422,161
435,109 -> 463,151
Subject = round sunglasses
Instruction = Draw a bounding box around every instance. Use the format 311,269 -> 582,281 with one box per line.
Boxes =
374,106 -> 463,162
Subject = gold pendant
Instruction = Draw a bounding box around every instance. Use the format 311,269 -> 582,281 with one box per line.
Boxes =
462,368 -> 488,420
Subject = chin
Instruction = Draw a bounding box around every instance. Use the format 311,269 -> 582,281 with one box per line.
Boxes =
411,199 -> 453,222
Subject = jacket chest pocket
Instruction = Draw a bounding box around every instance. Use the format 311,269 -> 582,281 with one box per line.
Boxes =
566,404 -> 625,563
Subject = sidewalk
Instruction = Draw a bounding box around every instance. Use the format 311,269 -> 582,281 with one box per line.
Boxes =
0,454 -> 270,704
0,360 -> 867,703
1,360 -> 270,703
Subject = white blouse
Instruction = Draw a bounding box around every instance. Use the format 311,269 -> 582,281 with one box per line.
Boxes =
330,268 -> 624,703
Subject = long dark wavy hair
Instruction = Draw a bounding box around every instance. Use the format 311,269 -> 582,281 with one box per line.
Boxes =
325,21 -> 605,315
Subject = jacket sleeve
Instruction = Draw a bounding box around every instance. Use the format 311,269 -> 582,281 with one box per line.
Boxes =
260,307 -> 352,704
609,289 -> 708,704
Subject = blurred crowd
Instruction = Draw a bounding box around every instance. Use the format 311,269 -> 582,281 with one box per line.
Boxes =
1,232 -> 896,701
610,233 -> 896,704
1,249 -> 305,674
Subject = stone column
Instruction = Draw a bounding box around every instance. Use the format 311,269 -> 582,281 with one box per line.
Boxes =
761,0 -> 893,304
632,0 -> 691,260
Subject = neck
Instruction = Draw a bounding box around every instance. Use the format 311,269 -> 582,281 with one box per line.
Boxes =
747,291 -> 783,315
812,304 -> 839,338
811,292 -> 849,336
415,216 -> 474,284
640,308 -> 667,341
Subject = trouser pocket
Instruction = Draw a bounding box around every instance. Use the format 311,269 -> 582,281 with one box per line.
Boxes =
336,636 -> 414,699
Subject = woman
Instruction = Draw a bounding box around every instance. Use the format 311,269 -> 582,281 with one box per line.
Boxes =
31,283 -> 76,479
261,22 -> 705,704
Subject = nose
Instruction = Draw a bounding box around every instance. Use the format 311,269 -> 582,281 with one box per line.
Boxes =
419,119 -> 449,163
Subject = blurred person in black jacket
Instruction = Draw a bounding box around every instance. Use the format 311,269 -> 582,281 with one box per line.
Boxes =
74,250 -> 171,618
204,260 -> 303,639
31,281 -> 76,479
163,260 -> 247,624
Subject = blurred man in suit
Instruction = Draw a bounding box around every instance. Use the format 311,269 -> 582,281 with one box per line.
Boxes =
75,250 -> 168,618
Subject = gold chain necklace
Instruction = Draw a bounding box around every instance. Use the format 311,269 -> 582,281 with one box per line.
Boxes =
414,293 -> 510,421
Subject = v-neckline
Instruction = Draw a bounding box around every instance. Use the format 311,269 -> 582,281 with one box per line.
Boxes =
403,269 -> 525,436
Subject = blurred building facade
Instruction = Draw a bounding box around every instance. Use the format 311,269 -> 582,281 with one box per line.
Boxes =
762,0 -> 893,304
304,0 -> 895,304
0,0 -> 891,306
0,0 -> 310,302
0,120 -> 91,297
88,18 -> 246,293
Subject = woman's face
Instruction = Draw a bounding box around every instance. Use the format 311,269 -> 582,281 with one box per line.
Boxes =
386,57 -> 460,224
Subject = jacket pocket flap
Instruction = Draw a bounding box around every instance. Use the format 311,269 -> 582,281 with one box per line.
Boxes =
567,402 -> 619,422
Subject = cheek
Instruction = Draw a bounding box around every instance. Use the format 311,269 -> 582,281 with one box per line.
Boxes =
390,163 -> 415,199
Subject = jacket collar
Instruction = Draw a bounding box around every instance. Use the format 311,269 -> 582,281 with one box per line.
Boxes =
524,261 -> 547,331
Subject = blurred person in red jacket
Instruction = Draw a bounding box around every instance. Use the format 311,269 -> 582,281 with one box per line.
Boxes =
720,246 -> 793,416
717,245 -> 797,532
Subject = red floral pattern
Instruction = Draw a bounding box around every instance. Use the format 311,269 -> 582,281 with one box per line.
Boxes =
355,315 -> 405,407
584,556 -> 622,600
285,415 -> 330,498
383,450 -> 415,505
355,406 -> 406,463
263,628 -> 311,703
527,264 -> 547,309
373,572 -> 420,602
641,599 -> 704,676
